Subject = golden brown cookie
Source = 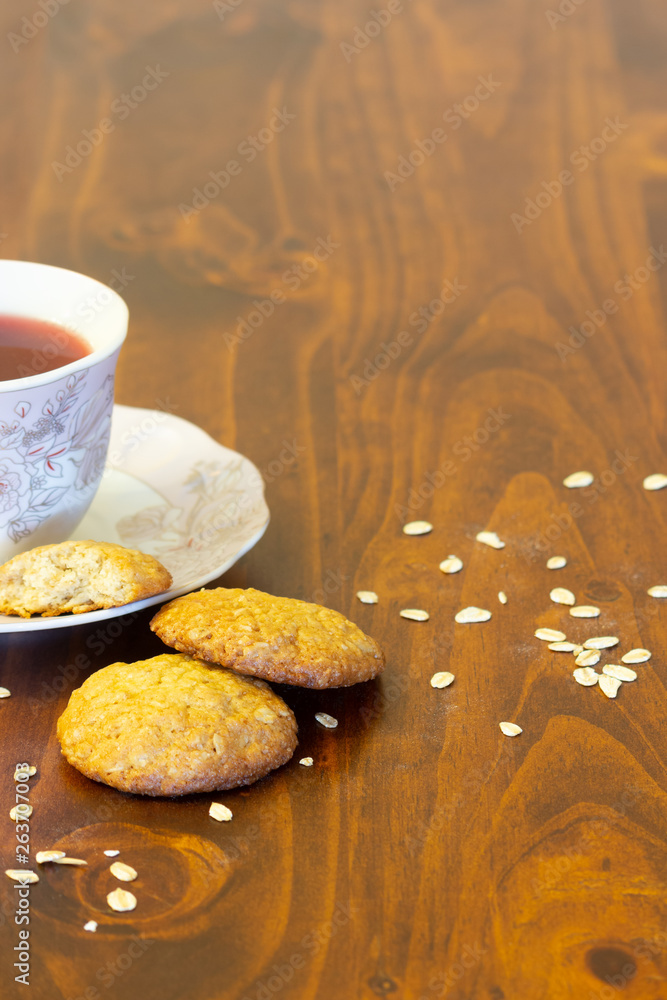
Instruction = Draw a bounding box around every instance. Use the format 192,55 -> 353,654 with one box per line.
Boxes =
0,540 -> 172,617
56,653 -> 297,796
150,587 -> 386,688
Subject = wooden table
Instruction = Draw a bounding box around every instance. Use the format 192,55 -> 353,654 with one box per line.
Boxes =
2,0 -> 667,997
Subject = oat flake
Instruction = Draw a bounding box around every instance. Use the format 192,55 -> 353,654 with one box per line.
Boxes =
430,671 -> 455,689
209,803 -> 233,822
5,870 -> 38,883
498,591 -> 507,604
602,664 -> 637,682
10,805 -> 32,821
599,675 -> 622,699
403,521 -> 433,536
107,888 -> 137,913
621,648 -> 651,664
110,862 -> 138,882
356,590 -> 378,604
299,757 -> 314,766
535,628 -> 567,642
547,556 -> 567,570
569,605 -> 600,618
573,667 -> 599,687
575,649 -> 600,667
643,473 -> 667,491
550,587 -> 576,606
35,851 -> 66,864
647,585 -> 667,598
583,636 -> 619,650
84,920 -> 98,933
476,531 -> 505,549
455,606 -> 491,624
548,641 -> 577,652
315,712 -> 338,729
439,555 -> 463,574
400,608 -> 430,621
499,722 -> 522,737
563,471 -> 594,488
0,687 -> 10,698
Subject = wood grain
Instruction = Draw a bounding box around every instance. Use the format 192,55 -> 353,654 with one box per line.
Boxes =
2,0 -> 667,996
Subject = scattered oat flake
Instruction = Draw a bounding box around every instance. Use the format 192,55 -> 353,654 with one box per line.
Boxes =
603,664 -> 637,682
571,645 -> 584,656
548,641 -> 577,652
648,585 -> 667,598
110,861 -> 138,882
573,667 -> 599,687
209,803 -> 233,822
535,628 -> 567,642
499,722 -> 522,737
643,473 -> 667,491
455,606 -> 491,624
621,648 -> 651,664
599,675 -> 622,698
476,530 -> 505,549
299,757 -> 314,766
583,636 -> 619,650
54,857 -> 87,866
104,850 -> 120,857
107,888 -> 137,912
403,520 -> 433,536
439,555 -> 463,574
575,649 -> 600,667
498,591 -> 507,604
315,712 -> 338,729
563,471 -> 594,488
0,687 -> 10,698
547,556 -> 567,570
430,671 -> 455,689
10,805 -> 32,821
570,605 -> 600,618
400,608 -> 430,621
550,587 -> 576,606
14,766 -> 36,780
5,870 -> 38,883
356,590 -> 378,604
84,920 -> 98,933
35,850 -> 66,864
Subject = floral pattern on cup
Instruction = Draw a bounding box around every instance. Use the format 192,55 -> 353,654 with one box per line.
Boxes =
0,369 -> 114,544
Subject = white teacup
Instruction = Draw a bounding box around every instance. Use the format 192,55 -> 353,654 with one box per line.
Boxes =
0,260 -> 127,562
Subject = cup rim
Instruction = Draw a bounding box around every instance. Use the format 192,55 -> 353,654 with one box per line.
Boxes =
0,259 -> 128,392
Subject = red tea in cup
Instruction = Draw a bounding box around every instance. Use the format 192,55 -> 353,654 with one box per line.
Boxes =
0,314 -> 91,381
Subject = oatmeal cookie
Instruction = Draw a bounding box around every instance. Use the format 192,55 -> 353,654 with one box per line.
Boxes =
56,653 -> 297,796
0,540 -> 172,617
150,587 -> 385,688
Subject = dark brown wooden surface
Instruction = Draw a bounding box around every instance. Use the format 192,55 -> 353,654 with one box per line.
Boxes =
2,0 -> 667,997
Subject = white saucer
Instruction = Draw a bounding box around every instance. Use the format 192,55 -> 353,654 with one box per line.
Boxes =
0,405 -> 269,632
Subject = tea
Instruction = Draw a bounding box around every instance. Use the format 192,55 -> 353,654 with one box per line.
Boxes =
0,315 -> 91,381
